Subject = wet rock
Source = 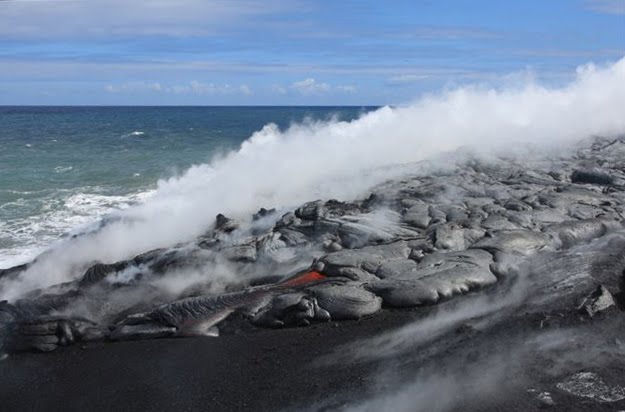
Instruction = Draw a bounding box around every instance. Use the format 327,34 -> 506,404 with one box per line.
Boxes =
375,259 -> 418,279
370,250 -> 497,307
276,228 -> 309,247
548,186 -> 613,208
323,241 -> 343,252
527,388 -> 556,407
337,211 -> 419,249
320,241 -> 410,277
295,200 -> 327,221
481,215 -> 520,231
147,287 -> 277,333
253,293 -> 307,327
524,234 -> 625,311
334,267 -> 379,282
530,209 -> 569,225
504,199 -> 532,212
578,285 -> 617,317
275,212 -> 299,228
215,213 -> 238,233
471,230 -> 552,256
222,244 -> 257,263
432,224 -> 466,251
369,279 -> 442,307
556,372 -> 625,402
6,317 -> 107,352
256,233 -> 292,263
567,204 -> 600,220
545,218 -> 617,248
402,202 -> 431,228
571,169 -> 614,185
0,263 -> 28,280
81,261 -> 130,285
312,284 -> 382,320
252,207 -> 276,221
109,324 -> 178,341
428,206 -> 447,224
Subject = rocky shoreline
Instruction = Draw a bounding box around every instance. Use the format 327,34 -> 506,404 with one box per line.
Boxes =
2,135 -> 625,410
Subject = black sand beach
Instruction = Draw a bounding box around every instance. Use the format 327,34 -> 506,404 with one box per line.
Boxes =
0,310 -> 416,412
3,300 -> 624,412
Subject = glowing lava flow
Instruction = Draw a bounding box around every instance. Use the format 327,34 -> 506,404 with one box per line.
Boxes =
280,271 -> 326,287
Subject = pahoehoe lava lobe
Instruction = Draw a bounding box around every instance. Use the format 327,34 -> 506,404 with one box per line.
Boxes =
3,136 -> 625,410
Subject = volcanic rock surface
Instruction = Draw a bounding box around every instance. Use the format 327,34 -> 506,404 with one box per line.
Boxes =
3,136 -> 625,411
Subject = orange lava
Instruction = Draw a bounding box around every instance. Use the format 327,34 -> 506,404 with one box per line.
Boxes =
281,271 -> 326,287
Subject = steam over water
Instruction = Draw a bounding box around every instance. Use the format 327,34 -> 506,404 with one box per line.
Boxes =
2,57 -> 625,300
0,106 -> 372,267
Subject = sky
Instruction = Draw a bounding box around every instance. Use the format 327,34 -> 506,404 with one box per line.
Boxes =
0,0 -> 623,105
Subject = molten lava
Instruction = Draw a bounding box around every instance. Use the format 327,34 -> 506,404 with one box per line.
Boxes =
280,271 -> 326,287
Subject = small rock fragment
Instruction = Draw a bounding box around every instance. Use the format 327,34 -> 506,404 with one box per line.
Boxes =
556,372 -> 625,402
578,285 -> 616,317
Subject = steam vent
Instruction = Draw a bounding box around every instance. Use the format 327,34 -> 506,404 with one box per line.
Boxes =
3,135 -> 625,411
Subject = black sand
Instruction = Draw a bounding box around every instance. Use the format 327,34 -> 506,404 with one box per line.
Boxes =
0,310 -> 417,412
3,302 -> 623,412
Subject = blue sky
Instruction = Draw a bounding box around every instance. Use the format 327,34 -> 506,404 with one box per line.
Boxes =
0,0 -> 623,105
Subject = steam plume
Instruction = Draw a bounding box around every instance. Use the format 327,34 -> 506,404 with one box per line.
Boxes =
2,57 -> 625,300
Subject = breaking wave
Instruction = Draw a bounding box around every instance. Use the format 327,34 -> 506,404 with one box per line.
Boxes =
0,189 -> 154,269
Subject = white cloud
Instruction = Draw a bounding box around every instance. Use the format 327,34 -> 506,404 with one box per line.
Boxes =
271,84 -> 287,94
0,0 -> 296,39
387,74 -> 430,84
239,84 -> 253,95
0,58 -> 501,82
336,85 -> 358,93
290,78 -> 331,95
399,26 -> 499,40
282,78 -> 357,95
170,81 -> 252,95
583,0 -> 625,15
104,80 -> 252,95
105,81 -> 162,93
171,81 -> 223,95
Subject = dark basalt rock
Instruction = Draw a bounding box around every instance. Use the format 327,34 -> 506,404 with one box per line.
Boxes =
2,135 -> 625,356
571,169 -> 614,185
252,207 -> 276,221
369,249 -> 497,307
1,311 -> 107,353
312,284 -> 382,320
295,200 -> 327,221
556,372 -> 625,402
578,285 -> 617,317
0,263 -> 28,281
81,261 -> 131,285
214,213 -> 238,233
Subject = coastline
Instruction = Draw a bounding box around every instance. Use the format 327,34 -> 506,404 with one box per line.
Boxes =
3,135 -> 625,411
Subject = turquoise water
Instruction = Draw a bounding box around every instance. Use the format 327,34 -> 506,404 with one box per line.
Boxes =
0,106 -> 375,265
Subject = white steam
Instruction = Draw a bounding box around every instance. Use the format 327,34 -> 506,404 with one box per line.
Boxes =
2,57 -> 625,300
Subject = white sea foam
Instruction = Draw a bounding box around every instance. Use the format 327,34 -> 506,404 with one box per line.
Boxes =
53,165 -> 74,173
0,189 -> 154,269
2,56 -> 625,300
123,130 -> 145,137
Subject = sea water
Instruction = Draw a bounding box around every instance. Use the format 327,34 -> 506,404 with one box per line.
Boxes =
0,106 -> 374,267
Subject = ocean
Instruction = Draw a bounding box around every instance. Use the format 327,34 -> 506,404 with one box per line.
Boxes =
0,106 -> 375,268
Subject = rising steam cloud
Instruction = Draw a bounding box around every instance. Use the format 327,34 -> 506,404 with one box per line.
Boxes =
2,57 -> 625,300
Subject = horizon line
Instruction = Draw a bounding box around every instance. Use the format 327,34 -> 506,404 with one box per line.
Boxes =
0,104 -> 384,108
